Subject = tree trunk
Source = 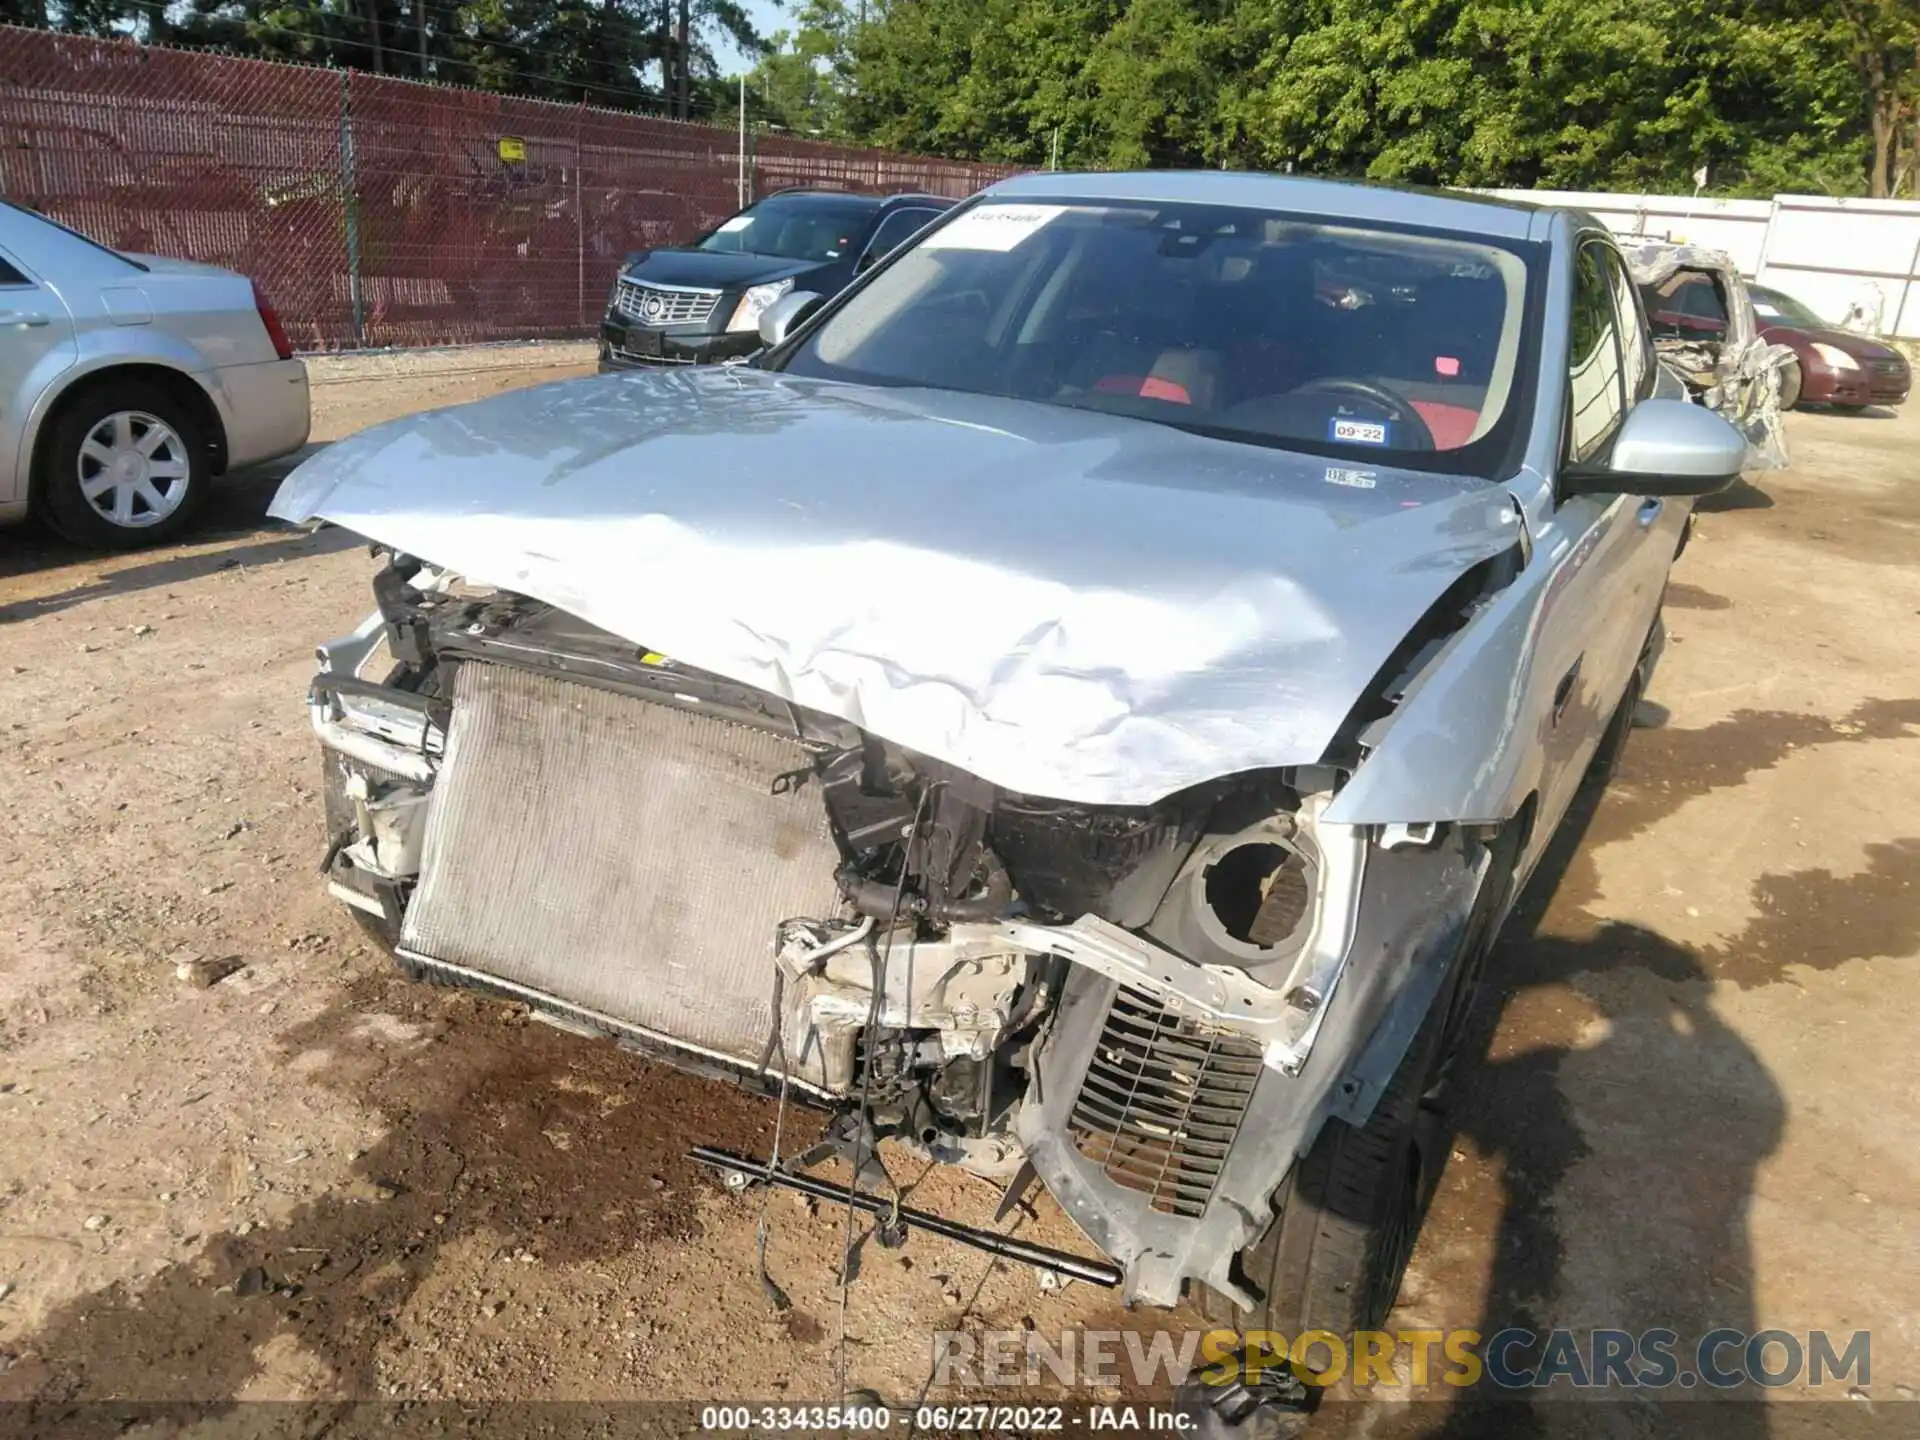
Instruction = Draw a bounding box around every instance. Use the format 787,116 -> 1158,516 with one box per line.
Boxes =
676,0 -> 690,119
1868,48 -> 1891,197
368,0 -> 385,74
415,0 -> 427,78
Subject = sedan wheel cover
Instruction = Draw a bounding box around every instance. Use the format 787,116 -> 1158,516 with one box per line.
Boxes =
76,411 -> 191,528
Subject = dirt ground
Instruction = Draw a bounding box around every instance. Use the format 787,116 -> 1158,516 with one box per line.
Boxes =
0,345 -> 1915,1432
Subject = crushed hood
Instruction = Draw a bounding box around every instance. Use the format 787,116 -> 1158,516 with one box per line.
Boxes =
269,367 -> 1521,806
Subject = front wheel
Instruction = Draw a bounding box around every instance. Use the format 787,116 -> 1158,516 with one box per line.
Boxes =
39,382 -> 210,548
1197,989 -> 1450,1346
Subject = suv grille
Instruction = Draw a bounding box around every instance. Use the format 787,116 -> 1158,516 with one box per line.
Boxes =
1069,986 -> 1264,1218
1868,356 -> 1907,379
615,278 -> 721,328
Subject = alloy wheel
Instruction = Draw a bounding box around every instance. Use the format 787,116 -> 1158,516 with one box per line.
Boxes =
76,410 -> 192,529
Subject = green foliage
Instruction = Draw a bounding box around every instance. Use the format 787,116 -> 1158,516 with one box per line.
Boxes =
20,0 -> 1911,192
819,0 -> 1913,198
29,0 -> 767,118
744,0 -> 860,135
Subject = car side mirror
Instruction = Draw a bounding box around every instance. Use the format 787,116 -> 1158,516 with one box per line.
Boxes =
758,290 -> 824,348
1563,398 -> 1747,498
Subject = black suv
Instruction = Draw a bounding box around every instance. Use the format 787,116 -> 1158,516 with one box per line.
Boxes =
598,189 -> 955,369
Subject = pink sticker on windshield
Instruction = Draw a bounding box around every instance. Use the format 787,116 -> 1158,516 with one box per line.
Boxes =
1435,356 -> 1461,377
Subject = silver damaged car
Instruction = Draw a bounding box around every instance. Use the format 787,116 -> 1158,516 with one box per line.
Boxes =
271,173 -> 1751,1342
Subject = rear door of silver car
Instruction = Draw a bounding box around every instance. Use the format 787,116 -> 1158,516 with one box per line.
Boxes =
0,224 -> 78,508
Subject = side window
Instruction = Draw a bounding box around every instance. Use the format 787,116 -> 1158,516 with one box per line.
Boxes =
0,254 -> 29,286
1567,241 -> 1627,463
1604,249 -> 1651,400
860,208 -> 938,269
1680,276 -> 1731,330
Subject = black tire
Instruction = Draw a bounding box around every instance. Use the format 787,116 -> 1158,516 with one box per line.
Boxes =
1199,1002 -> 1449,1343
1199,825 -> 1522,1343
38,380 -> 211,549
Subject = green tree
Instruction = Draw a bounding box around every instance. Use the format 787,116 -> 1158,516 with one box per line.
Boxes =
834,0 -> 1886,197
746,0 -> 859,135
25,0 -> 764,117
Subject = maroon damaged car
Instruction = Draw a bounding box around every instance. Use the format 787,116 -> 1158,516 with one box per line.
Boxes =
1749,285 -> 1910,413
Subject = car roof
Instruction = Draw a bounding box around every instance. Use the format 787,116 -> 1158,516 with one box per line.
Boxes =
758,189 -> 887,210
982,170 -> 1548,241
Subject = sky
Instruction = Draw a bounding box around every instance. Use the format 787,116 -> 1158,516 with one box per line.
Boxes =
712,0 -> 790,76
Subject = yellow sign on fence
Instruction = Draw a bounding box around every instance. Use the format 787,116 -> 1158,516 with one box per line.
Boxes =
498,136 -> 526,163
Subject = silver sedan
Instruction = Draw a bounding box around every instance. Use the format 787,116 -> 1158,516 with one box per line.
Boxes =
0,200 -> 310,548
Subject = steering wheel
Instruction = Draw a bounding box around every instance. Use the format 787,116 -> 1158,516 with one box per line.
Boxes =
1290,376 -> 1435,451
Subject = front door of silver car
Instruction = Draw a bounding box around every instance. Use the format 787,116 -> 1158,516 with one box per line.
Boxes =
1531,235 -> 1690,843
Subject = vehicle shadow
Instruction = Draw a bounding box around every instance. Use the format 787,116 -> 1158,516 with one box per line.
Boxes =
1802,404 -> 1900,420
0,446 -> 351,622
1695,478 -> 1774,513
1414,750 -> 1786,1436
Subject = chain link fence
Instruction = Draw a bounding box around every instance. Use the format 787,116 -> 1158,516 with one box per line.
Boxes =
0,26 -> 1016,351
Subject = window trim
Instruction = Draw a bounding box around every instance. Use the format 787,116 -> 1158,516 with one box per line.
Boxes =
1601,246 -> 1656,402
1563,233 -> 1631,470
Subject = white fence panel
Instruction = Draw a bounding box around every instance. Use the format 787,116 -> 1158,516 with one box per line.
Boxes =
1483,187 -> 1920,341
1757,196 -> 1920,340
1487,189 -> 1773,272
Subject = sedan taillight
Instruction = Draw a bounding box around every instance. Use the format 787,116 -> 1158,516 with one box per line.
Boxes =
251,278 -> 294,361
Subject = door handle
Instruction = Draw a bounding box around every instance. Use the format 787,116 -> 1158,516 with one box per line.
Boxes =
1636,498 -> 1663,528
1552,656 -> 1583,726
0,311 -> 52,328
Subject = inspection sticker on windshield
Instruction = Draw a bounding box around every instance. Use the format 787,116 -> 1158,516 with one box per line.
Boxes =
1324,466 -> 1378,488
921,204 -> 1067,251
1330,417 -> 1391,446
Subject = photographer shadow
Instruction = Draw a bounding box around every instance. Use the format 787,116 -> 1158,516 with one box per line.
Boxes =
1424,758 -> 1787,1437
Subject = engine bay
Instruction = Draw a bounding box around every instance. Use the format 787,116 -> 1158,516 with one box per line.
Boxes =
308,552 -> 1484,1305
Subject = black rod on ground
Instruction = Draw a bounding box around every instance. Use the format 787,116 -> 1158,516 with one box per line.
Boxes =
689,1146 -> 1123,1288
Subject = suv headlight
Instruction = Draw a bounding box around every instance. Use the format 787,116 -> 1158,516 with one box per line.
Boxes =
1811,342 -> 1860,372
728,278 -> 794,334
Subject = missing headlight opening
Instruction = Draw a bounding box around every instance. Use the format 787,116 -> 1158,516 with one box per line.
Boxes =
1202,841 -> 1315,948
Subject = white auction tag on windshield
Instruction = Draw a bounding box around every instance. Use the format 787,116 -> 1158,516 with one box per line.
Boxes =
920,204 -> 1067,251
717,215 -> 753,233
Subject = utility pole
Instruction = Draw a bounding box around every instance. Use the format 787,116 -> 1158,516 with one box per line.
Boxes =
415,0 -> 427,78
738,76 -> 748,206
367,0 -> 384,73
1049,128 -> 1060,171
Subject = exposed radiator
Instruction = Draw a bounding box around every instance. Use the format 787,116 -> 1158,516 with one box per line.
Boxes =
1068,986 -> 1264,1219
400,662 -> 849,1090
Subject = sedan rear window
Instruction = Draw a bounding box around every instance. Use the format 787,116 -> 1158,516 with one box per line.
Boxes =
777,199 -> 1541,476
0,200 -> 147,272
